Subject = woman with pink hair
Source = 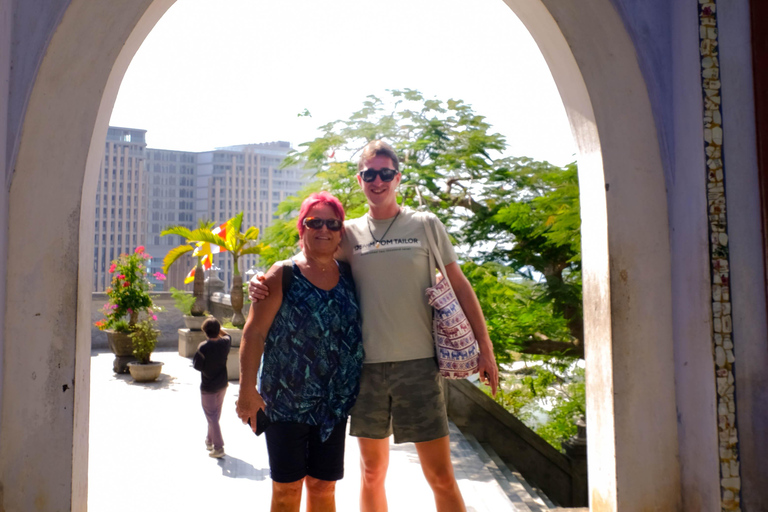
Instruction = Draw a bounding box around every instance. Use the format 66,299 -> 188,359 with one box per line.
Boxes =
237,191 -> 363,512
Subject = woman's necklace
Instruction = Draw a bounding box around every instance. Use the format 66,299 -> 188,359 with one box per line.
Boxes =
367,209 -> 400,249
306,256 -> 332,272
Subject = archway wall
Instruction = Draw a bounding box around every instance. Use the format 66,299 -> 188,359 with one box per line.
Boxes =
4,0 -> 69,175
605,1 -> 768,509
0,0 -> 12,437
666,2 -> 722,510
0,0 -> 174,510
506,1 -> 683,510
717,1 -> 768,509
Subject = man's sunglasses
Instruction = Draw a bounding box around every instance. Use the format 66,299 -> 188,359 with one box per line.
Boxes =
358,168 -> 399,183
302,217 -> 343,232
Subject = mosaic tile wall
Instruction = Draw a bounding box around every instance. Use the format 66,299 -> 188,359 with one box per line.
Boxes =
698,1 -> 741,510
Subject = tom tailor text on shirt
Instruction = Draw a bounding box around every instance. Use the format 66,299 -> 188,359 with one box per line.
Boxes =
354,238 -> 420,255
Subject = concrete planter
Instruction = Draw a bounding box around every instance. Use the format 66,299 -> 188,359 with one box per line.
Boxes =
127,361 -> 163,382
182,315 -> 208,331
224,328 -> 242,347
106,330 -> 133,356
227,347 -> 240,381
106,329 -> 136,373
178,329 -> 206,358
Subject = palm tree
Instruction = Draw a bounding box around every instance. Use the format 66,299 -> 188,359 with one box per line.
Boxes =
161,213 -> 265,328
161,219 -> 215,317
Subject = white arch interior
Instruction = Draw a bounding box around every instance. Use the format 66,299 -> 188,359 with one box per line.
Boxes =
2,0 -> 681,510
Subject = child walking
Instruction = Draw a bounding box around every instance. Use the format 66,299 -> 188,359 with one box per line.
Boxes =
193,317 -> 232,458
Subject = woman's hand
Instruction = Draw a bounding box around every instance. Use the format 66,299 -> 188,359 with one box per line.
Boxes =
236,386 -> 267,433
248,272 -> 269,302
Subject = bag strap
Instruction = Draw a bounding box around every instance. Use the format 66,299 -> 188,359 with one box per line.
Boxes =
421,214 -> 451,290
281,260 -> 293,295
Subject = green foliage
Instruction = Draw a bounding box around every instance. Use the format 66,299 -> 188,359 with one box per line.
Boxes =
463,160 -> 583,355
129,319 -> 160,365
534,366 -> 585,450
95,246 -> 159,332
461,262 -> 573,365
485,361 -> 585,452
169,287 -> 195,316
111,319 -> 130,334
266,89 -> 585,448
272,89 -> 582,357
162,212 -> 266,277
160,218 -> 216,274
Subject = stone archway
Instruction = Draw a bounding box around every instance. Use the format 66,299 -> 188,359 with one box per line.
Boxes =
1,0 -> 679,510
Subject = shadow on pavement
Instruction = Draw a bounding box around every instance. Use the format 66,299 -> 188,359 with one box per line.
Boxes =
217,455 -> 270,481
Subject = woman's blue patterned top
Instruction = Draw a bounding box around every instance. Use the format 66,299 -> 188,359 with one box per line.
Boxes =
259,260 -> 363,441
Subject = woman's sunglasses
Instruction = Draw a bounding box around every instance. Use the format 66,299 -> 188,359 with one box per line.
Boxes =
302,217 -> 343,232
358,168 -> 399,183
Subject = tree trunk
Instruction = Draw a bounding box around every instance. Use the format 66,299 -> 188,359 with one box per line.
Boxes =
191,262 -> 206,316
230,274 -> 245,328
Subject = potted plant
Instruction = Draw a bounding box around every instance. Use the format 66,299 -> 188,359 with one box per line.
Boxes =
170,286 -> 209,330
161,219 -> 215,318
162,213 -> 265,328
94,246 -> 164,373
126,319 -> 163,382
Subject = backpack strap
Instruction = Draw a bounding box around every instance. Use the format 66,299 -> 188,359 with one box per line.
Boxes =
281,260 -> 294,295
338,260 -> 352,279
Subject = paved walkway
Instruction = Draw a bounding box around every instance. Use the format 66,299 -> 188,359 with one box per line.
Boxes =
88,349 -> 519,511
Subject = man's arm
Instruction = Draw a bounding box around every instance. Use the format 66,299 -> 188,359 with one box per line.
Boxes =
444,261 -> 499,396
248,272 -> 269,302
237,263 -> 284,432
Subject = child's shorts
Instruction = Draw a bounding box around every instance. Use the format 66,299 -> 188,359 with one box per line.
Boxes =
264,420 -> 347,483
349,357 -> 449,444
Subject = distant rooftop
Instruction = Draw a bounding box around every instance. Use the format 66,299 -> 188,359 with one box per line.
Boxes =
106,126 -> 147,144
215,141 -> 292,153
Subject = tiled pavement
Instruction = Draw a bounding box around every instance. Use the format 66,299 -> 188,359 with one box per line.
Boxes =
87,349 -> 524,511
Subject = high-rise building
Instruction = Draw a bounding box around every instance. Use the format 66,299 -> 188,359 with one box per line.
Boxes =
94,129 -> 310,292
143,148 -> 198,291
92,127 -> 148,292
196,141 -> 307,288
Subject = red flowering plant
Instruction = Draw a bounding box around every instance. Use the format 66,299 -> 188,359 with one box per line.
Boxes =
94,246 -> 164,333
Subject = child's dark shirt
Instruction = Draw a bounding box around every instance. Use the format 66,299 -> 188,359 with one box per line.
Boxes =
192,334 -> 231,393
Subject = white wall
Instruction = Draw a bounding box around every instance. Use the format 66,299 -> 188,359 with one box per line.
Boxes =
0,0 -> 11,445
507,0 -> 681,509
668,2 -> 720,510
1,1 -> 175,510
718,1 -> 768,509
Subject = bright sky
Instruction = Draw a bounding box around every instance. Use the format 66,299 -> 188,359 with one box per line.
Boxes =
111,0 -> 576,166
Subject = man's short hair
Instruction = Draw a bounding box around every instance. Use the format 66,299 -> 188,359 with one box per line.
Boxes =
202,317 -> 221,339
358,140 -> 399,171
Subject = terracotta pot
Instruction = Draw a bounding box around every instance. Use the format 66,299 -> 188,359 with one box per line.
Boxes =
127,361 -> 163,382
106,330 -> 133,357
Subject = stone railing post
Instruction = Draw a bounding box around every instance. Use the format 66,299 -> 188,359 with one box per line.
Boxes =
205,274 -> 225,312
562,416 -> 588,507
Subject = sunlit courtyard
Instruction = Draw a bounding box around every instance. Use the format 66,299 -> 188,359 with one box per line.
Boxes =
88,349 -> 527,511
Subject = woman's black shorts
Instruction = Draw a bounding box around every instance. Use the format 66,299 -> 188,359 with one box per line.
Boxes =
264,420 -> 347,483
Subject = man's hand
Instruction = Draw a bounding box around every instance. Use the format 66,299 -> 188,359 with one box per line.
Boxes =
478,351 -> 499,397
236,386 -> 266,433
248,272 -> 269,302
